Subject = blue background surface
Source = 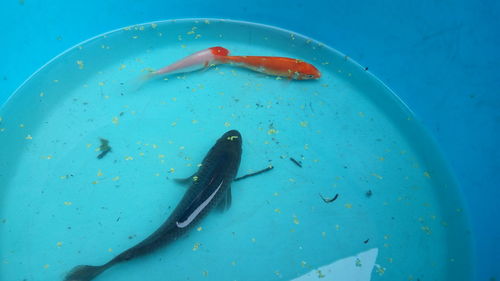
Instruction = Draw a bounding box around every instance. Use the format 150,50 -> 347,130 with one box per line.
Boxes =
1,0 -> 498,280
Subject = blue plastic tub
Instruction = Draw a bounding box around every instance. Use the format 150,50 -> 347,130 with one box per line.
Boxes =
1,1 -> 498,281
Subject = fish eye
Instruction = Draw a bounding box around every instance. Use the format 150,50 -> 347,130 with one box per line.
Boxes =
305,74 -> 315,79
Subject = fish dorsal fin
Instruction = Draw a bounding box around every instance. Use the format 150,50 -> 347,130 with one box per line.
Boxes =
216,187 -> 232,212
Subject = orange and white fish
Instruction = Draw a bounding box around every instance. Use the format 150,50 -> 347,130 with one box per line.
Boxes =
151,46 -> 229,76
149,46 -> 320,80
215,55 -> 321,80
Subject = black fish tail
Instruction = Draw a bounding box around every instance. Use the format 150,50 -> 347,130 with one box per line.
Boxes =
63,261 -> 115,281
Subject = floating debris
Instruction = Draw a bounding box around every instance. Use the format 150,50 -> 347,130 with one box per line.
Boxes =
319,193 -> 339,203
97,138 -> 112,159
366,190 -> 373,198
234,165 -> 274,182
290,157 -> 302,168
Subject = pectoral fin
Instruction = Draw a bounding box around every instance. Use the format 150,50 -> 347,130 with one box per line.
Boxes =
174,173 -> 198,186
216,187 -> 232,212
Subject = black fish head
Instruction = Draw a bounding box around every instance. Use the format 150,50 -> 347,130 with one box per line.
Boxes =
218,130 -> 242,149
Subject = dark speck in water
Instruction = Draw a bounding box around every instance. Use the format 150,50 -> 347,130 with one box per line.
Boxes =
366,190 -> 373,197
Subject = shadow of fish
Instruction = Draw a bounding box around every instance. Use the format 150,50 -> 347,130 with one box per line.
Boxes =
64,130 -> 243,281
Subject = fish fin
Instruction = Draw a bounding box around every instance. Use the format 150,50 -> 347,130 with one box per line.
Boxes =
174,173 -> 197,186
64,264 -> 108,281
216,187 -> 232,212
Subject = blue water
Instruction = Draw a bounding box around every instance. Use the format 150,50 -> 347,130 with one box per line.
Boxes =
0,20 -> 472,281
2,3 -> 500,280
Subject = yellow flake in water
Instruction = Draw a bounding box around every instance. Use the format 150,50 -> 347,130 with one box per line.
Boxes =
423,171 -> 431,178
267,128 -> 278,135
0,128 -> 4,132
288,178 -> 296,183
197,226 -> 203,231
125,156 -> 134,160
181,44 -> 187,48
19,123 -> 25,128
158,154 -> 165,159
304,144 -> 309,150
355,258 -> 362,267
112,176 -> 120,181
187,30 -> 195,35
92,180 -> 99,184
152,144 -> 158,149
293,215 -> 300,224
375,265 -> 386,275
372,173 -> 383,180
98,81 -> 105,86
251,237 -> 256,243
25,134 -> 33,140
274,208 -> 281,213
387,257 -> 394,263
53,79 -> 60,83
421,226 -> 432,235
299,121 -> 309,127
63,201 -> 72,206
39,92 -> 45,97
119,64 -> 126,70
224,122 -> 231,127
335,224 -> 340,230
131,35 -> 139,39
192,242 -> 200,251
202,271 -> 208,277
316,270 -> 325,278
108,248 -> 113,252
44,155 -> 53,160
231,261 -> 237,266
274,271 -> 282,277
43,264 -> 50,269
169,168 -> 175,173
56,242 -> 63,247
97,170 -> 103,177
344,203 -> 353,209
192,119 -> 199,124
76,60 -> 84,69
273,192 -> 279,196
171,122 -> 177,127
321,231 -> 327,237
86,143 -> 92,149
151,23 -> 158,29
378,157 -> 385,161
139,152 -> 145,156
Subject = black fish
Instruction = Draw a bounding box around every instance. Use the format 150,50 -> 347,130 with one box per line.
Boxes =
64,130 -> 243,281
